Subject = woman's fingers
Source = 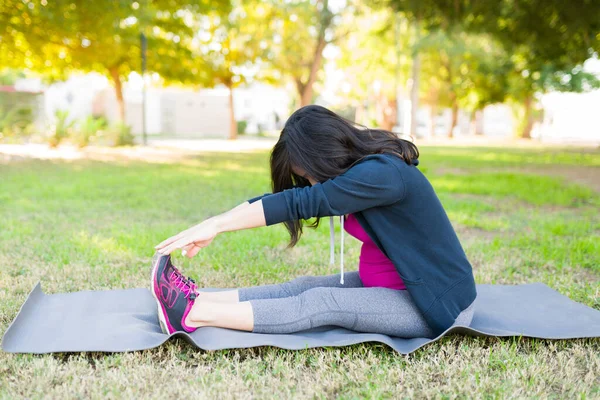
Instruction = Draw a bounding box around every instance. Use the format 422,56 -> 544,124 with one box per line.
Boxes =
155,231 -> 187,250
159,237 -> 191,255
155,236 -> 178,250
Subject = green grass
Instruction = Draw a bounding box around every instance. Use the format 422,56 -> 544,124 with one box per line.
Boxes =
1,146 -> 599,398
431,172 -> 599,207
420,145 -> 600,167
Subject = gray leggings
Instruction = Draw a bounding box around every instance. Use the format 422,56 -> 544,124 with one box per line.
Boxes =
238,271 -> 476,338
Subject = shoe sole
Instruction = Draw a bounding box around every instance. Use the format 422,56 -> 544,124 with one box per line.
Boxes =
151,255 -> 171,335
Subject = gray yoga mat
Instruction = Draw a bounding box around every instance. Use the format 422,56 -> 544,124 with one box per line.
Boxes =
2,282 -> 600,355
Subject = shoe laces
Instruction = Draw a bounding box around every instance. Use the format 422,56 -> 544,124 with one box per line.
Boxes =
169,269 -> 198,300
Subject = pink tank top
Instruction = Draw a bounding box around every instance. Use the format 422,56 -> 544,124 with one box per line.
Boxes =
344,213 -> 406,290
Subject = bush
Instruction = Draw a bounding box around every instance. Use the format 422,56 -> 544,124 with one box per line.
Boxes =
257,122 -> 266,137
0,105 -> 35,141
47,110 -> 75,148
105,122 -> 135,147
237,120 -> 247,135
71,116 -> 106,148
0,90 -> 38,142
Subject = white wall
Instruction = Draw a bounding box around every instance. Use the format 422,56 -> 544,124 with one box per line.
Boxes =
43,74 -> 107,124
30,70 -> 600,144
161,89 -> 230,137
539,90 -> 600,143
233,83 -> 291,132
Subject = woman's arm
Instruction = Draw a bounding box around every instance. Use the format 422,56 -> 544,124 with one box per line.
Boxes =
156,155 -> 405,256
206,201 -> 251,223
213,199 -> 266,233
155,200 -> 266,256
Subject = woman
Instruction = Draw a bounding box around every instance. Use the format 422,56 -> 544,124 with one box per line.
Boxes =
152,105 -> 477,339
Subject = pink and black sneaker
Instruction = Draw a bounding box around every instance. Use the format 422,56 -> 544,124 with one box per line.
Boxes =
151,253 -> 198,334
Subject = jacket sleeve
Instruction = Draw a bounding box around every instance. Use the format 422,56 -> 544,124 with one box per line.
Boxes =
261,155 -> 406,226
246,184 -> 311,204
247,193 -> 271,204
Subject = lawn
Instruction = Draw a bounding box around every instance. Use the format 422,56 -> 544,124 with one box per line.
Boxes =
1,145 -> 599,398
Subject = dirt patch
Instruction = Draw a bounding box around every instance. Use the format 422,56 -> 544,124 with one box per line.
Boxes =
515,165 -> 600,193
455,224 -> 501,244
434,167 -> 471,175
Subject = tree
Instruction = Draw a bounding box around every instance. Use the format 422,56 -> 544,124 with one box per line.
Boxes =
382,0 -> 600,137
417,28 -> 509,137
266,0 -> 348,108
193,0 -> 277,140
506,63 -> 600,138
335,6 -> 412,130
0,1 -> 230,122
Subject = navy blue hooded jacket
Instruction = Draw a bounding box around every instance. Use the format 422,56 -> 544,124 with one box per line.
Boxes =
247,153 -> 477,337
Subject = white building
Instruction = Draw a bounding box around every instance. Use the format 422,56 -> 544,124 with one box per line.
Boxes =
37,73 -> 292,137
538,90 -> 600,144
13,60 -> 600,144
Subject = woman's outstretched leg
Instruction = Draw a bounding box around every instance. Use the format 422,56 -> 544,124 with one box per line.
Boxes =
185,271 -> 363,331
194,271 -> 363,304
185,285 -> 458,338
248,286 -> 438,337
237,271 -> 363,301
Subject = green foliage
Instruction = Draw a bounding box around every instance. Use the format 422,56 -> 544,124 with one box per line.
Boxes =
421,28 -> 512,112
0,69 -> 26,85
336,6 -> 411,102
383,0 -> 600,137
262,0 -> 348,106
418,28 -> 509,112
236,120 -> 247,135
0,89 -> 39,141
0,1 -> 230,81
104,122 -> 135,147
0,105 -> 34,140
47,110 -> 75,148
0,0 -> 231,120
386,0 -> 599,72
71,116 -> 107,148
195,0 -> 275,89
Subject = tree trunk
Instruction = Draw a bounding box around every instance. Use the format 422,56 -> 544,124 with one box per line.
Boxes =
355,102 -> 365,125
299,82 -> 314,108
429,103 -> 437,138
469,111 -> 476,136
228,85 -> 237,140
376,95 -> 396,131
109,66 -> 125,122
448,96 -> 458,138
521,95 -> 533,139
298,36 -> 327,107
409,19 -> 420,138
475,109 -> 483,135
297,0 -> 331,107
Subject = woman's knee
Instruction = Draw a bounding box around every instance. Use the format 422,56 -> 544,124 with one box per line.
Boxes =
281,275 -> 320,297
296,287 -> 355,328
297,287 -> 343,311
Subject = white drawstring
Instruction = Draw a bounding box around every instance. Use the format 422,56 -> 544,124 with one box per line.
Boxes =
329,216 -> 335,265
340,215 -> 344,284
328,216 -> 345,285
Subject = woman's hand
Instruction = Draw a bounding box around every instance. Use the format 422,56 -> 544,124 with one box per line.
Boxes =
154,199 -> 266,257
155,219 -> 219,257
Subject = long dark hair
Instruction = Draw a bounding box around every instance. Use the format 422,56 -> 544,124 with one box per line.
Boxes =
270,104 -> 419,247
